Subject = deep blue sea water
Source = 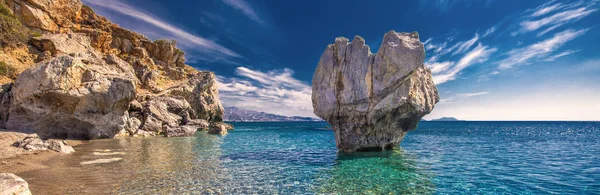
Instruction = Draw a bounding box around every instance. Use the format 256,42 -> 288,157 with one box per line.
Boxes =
21,121 -> 600,194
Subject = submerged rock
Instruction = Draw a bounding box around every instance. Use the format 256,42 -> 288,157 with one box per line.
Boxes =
312,31 -> 439,152
208,123 -> 229,135
0,173 -> 32,195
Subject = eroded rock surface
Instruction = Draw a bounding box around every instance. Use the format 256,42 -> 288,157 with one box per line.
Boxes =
12,135 -> 75,154
6,34 -> 137,139
0,0 -> 232,138
208,123 -> 230,135
312,31 -> 439,152
0,173 -> 32,195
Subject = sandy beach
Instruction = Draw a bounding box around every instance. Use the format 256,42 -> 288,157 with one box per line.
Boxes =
0,130 -> 82,174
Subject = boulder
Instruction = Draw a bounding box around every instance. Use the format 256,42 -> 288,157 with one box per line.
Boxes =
0,1 -> 228,140
0,83 -> 12,129
162,72 -> 224,122
5,0 -> 82,33
5,34 -> 137,139
208,123 -> 228,135
0,173 -> 31,195
212,122 -> 234,130
138,96 -> 194,134
164,125 -> 197,137
187,119 -> 209,130
12,136 -> 74,154
312,31 -> 439,152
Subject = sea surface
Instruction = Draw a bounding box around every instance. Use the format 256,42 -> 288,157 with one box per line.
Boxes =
19,121 -> 600,194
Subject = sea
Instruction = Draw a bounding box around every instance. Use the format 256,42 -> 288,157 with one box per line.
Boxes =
19,121 -> 600,194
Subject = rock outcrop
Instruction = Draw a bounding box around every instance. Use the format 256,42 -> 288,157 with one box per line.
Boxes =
0,0 -> 232,139
0,83 -> 11,129
312,31 -> 439,152
12,135 -> 75,154
6,34 -> 137,139
208,123 -> 230,135
0,173 -> 31,195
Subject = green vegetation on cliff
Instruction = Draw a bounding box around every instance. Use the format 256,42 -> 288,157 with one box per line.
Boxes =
0,2 -> 28,46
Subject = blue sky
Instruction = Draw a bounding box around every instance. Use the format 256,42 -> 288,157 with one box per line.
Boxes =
84,0 -> 600,120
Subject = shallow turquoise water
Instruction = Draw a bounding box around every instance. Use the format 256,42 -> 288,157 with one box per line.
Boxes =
20,121 -> 600,194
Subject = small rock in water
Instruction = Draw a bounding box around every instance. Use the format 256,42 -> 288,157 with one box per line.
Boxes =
80,158 -> 123,165
208,122 -> 233,135
0,173 -> 32,195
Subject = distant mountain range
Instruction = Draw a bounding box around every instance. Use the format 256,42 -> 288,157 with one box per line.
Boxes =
428,117 -> 464,121
223,107 -> 323,122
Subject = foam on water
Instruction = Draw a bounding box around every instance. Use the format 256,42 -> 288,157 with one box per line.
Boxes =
80,158 -> 123,165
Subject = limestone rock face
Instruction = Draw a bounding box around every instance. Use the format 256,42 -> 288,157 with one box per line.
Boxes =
162,72 -> 224,122
0,173 -> 32,195
0,83 -> 12,129
312,31 -> 439,152
0,0 -> 229,139
6,34 -> 137,139
164,125 -> 197,137
137,96 -> 194,133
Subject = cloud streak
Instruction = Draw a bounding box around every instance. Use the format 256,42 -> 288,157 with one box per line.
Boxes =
83,0 -> 240,58
518,1 -> 597,36
426,41 -> 497,84
221,0 -> 264,24
499,29 -> 588,69
458,92 -> 490,97
217,67 -> 315,118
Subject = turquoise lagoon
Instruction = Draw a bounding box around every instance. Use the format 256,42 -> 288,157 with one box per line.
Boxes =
19,121 -> 600,194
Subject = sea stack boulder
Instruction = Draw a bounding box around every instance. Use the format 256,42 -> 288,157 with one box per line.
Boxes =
312,31 -> 439,152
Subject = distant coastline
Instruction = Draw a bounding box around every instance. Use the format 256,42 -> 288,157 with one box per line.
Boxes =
429,117 -> 464,121
224,107 -> 323,122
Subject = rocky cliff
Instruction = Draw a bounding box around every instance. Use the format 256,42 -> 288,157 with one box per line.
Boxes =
312,31 -> 439,152
0,0 -> 226,139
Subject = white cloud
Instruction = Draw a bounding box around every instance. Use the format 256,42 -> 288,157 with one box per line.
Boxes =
531,2 -> 563,17
431,43 -> 497,84
483,27 -> 496,37
544,50 -> 580,62
451,33 -> 479,55
424,40 -> 447,54
499,29 -> 588,69
519,1 -> 597,36
217,67 -> 315,118
427,61 -> 454,75
221,0 -> 264,24
458,92 -> 490,97
82,0 -> 240,58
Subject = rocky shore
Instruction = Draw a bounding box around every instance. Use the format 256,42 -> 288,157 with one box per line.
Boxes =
0,0 -> 231,139
0,0 -> 232,193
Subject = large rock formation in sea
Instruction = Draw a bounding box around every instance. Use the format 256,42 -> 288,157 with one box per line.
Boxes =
0,0 -> 228,139
312,31 -> 439,152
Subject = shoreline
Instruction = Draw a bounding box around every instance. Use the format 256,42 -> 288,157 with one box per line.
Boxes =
0,130 -> 84,174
